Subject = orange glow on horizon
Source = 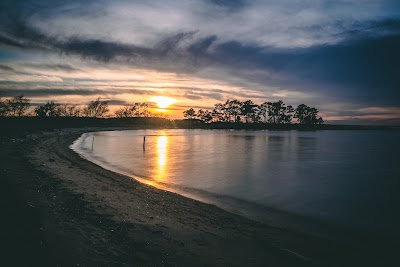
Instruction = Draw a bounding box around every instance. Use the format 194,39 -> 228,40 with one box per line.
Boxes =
154,108 -> 168,113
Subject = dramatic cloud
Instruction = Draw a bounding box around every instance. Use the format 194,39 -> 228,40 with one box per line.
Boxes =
0,0 -> 399,122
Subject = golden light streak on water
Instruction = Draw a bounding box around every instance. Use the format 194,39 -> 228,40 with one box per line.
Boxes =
156,134 -> 168,181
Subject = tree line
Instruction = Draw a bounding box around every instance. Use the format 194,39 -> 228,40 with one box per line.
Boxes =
0,95 -> 324,124
0,95 -> 155,118
183,99 -> 323,124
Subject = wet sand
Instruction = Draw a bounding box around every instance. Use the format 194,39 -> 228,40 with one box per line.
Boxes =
0,128 -> 397,266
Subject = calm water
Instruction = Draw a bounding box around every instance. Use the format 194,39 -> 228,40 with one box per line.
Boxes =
71,129 -> 400,238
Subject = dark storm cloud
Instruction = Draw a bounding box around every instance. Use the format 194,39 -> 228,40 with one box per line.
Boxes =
173,87 -> 264,101
0,0 -> 153,61
289,35 -> 400,99
0,34 -> 27,48
333,18 -> 400,37
59,38 -> 154,61
188,35 -> 217,55
0,64 -> 14,71
206,23 -> 400,106
0,85 -> 228,102
2,18 -> 399,107
0,88 -> 147,97
1,0 -> 400,109
156,32 -> 197,53
28,98 -> 131,107
181,90 -> 223,101
0,19 -> 197,65
106,99 -> 130,106
24,63 -> 80,72
0,88 -> 108,97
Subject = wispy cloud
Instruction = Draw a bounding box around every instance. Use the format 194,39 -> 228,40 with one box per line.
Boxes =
0,0 -> 399,121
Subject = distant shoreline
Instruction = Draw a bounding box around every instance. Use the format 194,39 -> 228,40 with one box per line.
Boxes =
1,116 -> 398,138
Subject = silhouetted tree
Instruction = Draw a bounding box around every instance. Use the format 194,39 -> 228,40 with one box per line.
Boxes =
5,94 -> 31,116
224,99 -> 242,122
212,103 -> 226,122
241,100 -> 259,123
285,105 -> 295,124
183,108 -> 196,119
258,102 -> 268,123
196,109 -> 213,122
264,100 -> 282,123
115,105 -> 134,118
263,100 -> 293,124
182,99 -> 324,124
59,104 -> 82,117
294,104 -> 323,124
132,102 -> 149,117
83,97 -> 109,118
35,101 -> 62,117
115,102 -> 150,118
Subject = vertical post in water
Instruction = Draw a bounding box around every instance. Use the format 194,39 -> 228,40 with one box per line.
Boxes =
92,136 -> 94,151
143,136 -> 146,150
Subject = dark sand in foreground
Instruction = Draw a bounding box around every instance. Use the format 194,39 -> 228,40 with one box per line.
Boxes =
0,128 -> 397,266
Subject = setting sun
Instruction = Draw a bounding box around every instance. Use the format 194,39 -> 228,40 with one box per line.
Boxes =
150,96 -> 177,109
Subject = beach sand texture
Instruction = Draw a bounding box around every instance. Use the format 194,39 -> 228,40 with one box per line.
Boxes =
0,129 -> 396,266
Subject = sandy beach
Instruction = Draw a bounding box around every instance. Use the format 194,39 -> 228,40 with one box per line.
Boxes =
0,128 -> 396,266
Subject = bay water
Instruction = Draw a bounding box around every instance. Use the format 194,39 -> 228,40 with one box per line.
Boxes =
71,129 -> 400,239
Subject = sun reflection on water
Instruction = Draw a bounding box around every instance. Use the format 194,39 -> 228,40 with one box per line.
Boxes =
156,134 -> 168,181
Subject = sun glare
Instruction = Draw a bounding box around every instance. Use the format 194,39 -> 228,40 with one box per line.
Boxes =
150,96 -> 177,108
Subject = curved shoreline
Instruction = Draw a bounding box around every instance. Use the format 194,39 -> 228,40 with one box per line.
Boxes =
70,130 -> 374,246
2,128 -> 395,266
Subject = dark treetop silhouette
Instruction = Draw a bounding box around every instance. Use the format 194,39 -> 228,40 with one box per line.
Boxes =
183,99 -> 324,125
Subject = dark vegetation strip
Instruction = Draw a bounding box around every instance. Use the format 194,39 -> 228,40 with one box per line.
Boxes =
1,116 -> 397,139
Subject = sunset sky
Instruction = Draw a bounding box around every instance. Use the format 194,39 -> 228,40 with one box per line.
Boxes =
0,0 -> 399,123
